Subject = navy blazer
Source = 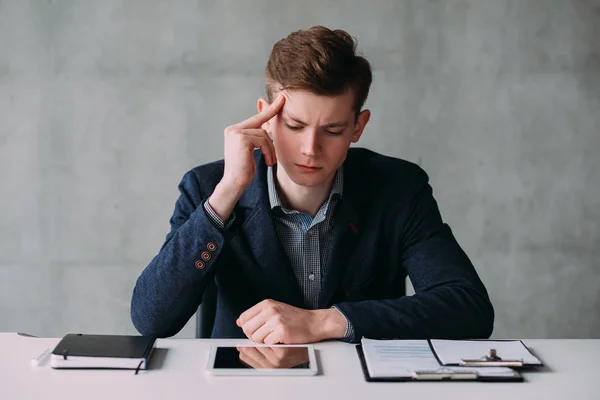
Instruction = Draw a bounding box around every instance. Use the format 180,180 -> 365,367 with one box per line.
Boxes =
131,148 -> 494,342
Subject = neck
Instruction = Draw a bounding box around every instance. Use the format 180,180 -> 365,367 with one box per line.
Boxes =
275,165 -> 335,217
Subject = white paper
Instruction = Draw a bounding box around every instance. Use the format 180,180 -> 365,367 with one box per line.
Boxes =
361,339 -> 440,377
430,339 -> 542,365
360,338 -> 517,378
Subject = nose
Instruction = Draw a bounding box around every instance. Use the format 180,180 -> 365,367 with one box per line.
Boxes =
300,129 -> 320,157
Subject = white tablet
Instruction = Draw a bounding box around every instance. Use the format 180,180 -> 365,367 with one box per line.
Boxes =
206,345 -> 318,376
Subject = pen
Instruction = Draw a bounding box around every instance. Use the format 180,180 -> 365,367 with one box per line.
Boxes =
30,348 -> 51,367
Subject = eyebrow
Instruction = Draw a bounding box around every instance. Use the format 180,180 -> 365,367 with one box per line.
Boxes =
282,111 -> 348,128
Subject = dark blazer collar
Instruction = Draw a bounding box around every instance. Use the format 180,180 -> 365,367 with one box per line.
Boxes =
236,151 -> 303,306
318,150 -> 369,307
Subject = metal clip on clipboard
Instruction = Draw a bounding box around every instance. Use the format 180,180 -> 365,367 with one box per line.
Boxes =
460,348 -> 524,367
413,368 -> 478,380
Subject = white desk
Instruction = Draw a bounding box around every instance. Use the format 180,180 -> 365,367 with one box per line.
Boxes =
1,333 -> 597,400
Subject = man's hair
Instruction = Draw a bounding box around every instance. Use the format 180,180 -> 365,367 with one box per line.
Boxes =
265,26 -> 372,117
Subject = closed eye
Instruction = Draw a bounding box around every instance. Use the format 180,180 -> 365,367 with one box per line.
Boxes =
285,123 -> 343,135
285,124 -> 303,131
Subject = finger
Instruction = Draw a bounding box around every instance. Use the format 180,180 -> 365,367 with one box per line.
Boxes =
259,137 -> 277,166
236,94 -> 284,129
237,302 -> 265,327
263,328 -> 283,345
241,129 -> 276,166
234,94 -> 285,129
233,129 -> 276,166
251,320 -> 275,343
241,310 -> 270,340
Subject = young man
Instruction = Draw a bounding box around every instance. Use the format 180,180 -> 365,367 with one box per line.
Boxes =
131,26 -> 494,344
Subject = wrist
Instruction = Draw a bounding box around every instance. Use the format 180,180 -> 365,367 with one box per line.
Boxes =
311,308 -> 347,342
208,181 -> 245,222
214,180 -> 246,199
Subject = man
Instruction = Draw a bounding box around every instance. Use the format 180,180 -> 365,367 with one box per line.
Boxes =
130,26 -> 494,344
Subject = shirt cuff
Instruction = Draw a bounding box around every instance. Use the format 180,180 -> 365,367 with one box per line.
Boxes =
203,200 -> 236,230
332,305 -> 356,342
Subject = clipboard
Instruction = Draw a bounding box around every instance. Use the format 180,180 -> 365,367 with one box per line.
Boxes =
428,339 -> 544,368
355,345 -> 524,382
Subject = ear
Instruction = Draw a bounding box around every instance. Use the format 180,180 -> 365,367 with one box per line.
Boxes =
351,109 -> 371,143
257,98 -> 274,133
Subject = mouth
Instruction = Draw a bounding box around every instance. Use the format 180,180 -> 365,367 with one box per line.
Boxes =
296,164 -> 322,172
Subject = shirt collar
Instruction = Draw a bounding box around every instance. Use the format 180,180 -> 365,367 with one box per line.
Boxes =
267,165 -> 344,211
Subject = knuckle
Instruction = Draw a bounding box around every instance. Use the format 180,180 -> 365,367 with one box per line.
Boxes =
265,300 -> 277,308
226,126 -> 242,136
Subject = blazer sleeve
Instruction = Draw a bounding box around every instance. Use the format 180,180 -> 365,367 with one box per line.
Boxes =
334,169 -> 495,343
130,170 -> 229,337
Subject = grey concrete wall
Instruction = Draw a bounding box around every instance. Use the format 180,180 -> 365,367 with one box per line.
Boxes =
1,0 -> 598,339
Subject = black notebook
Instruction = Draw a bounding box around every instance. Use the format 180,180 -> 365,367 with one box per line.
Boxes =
51,334 -> 156,370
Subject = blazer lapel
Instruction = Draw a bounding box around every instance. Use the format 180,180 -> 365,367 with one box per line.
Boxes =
318,160 -> 367,309
236,154 -> 305,308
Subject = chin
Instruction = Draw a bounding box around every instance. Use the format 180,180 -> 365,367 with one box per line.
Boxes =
288,172 -> 331,188
291,178 -> 326,188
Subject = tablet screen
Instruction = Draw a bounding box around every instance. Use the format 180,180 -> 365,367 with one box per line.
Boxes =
213,346 -> 311,369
